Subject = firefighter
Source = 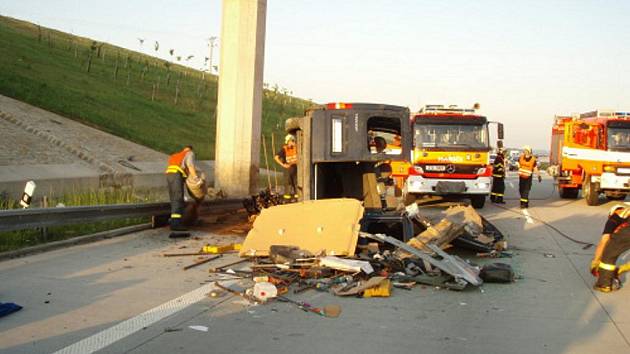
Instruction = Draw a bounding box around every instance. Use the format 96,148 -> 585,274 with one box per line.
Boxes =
591,204 -> 630,293
274,134 -> 298,201
490,148 -> 506,204
517,145 -> 541,208
165,145 -> 198,231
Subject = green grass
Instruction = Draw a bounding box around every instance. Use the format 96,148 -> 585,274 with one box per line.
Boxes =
0,16 -> 313,161
0,188 -> 153,252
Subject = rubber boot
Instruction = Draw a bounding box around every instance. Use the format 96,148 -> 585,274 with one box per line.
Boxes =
595,269 -> 621,293
496,196 -> 505,204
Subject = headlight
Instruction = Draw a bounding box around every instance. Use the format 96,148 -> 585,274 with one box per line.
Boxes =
603,165 -> 616,173
413,166 -> 424,174
477,168 -> 487,175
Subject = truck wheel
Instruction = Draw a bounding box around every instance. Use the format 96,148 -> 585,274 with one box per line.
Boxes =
558,186 -> 579,199
470,195 -> 486,209
583,174 -> 600,206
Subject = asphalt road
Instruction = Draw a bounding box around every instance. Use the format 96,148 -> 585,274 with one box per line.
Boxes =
1,173 -> 628,354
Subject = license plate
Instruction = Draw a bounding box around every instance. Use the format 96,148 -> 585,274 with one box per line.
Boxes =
425,165 -> 446,172
617,168 -> 630,174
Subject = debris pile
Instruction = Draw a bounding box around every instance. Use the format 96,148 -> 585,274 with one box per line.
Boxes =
172,198 -> 514,318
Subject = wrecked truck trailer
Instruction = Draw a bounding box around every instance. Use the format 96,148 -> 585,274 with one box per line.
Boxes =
287,102 -> 411,208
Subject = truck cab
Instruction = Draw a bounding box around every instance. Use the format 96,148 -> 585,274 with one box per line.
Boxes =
287,102 -> 411,209
550,110 -> 630,204
405,105 -> 504,209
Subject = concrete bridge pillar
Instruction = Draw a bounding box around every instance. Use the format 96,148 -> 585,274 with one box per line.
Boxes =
215,0 -> 267,197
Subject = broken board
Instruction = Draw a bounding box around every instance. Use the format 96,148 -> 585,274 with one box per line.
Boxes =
240,198 -> 364,257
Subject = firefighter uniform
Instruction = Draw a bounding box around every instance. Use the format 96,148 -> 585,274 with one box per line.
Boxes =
165,147 -> 195,231
593,205 -> 630,292
518,150 -> 538,209
490,151 -> 506,204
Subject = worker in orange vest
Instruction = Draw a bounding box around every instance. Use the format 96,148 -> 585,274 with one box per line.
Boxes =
591,204 -> 630,292
517,145 -> 541,209
165,145 -> 198,231
274,134 -> 298,201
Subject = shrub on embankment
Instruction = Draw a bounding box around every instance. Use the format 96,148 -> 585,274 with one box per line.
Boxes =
0,16 -> 312,162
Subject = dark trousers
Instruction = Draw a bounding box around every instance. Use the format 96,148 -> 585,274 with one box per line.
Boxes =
491,177 -> 505,202
519,176 -> 533,207
284,164 -> 297,197
596,232 -> 630,288
167,172 -> 185,230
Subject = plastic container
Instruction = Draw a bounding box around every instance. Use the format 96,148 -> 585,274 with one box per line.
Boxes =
252,282 -> 278,302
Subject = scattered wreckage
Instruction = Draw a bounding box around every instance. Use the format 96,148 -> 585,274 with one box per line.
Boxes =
188,198 -> 515,318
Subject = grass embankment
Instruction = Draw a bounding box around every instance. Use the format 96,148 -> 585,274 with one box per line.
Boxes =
0,189 -> 152,252
0,15 -> 312,161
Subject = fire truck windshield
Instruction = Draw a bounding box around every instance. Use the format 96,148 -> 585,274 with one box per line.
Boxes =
608,127 -> 630,151
414,123 -> 488,150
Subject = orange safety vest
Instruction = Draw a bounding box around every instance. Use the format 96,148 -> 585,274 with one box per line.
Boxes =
518,154 -> 537,178
284,145 -> 298,165
165,148 -> 190,177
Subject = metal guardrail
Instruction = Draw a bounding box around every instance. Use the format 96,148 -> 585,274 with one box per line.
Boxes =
0,199 -> 243,232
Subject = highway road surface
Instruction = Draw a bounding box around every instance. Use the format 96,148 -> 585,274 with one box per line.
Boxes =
0,173 -> 628,354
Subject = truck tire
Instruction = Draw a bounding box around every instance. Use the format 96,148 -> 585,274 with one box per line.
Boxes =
558,186 -> 579,199
470,195 -> 486,209
284,117 -> 302,133
583,174 -> 600,206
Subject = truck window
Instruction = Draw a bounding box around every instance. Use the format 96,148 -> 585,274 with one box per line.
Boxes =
414,123 -> 488,150
608,126 -> 630,151
367,116 -> 402,155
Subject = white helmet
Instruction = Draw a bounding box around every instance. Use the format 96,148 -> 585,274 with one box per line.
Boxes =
609,202 -> 630,218
285,134 -> 295,144
522,145 -> 532,153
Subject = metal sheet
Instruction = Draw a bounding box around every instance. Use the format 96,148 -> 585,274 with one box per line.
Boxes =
240,198 -> 364,257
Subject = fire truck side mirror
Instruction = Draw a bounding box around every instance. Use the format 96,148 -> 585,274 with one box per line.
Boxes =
497,123 -> 504,140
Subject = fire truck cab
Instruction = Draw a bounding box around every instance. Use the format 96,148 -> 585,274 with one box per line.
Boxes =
550,110 -> 630,205
405,105 -> 504,209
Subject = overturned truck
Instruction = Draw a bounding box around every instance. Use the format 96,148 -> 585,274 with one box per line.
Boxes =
239,103 -> 508,290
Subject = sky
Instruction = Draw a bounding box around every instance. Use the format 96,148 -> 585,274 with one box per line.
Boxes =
2,0 -> 630,150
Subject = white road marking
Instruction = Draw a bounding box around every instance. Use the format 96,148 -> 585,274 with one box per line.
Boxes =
522,209 -> 534,224
54,279 -> 237,354
508,181 -> 514,189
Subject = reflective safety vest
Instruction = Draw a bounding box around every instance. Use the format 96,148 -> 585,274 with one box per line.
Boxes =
165,148 -> 190,177
518,154 -> 537,178
493,155 -> 505,178
284,145 -> 298,165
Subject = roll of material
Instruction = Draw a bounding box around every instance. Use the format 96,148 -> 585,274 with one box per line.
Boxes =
186,173 -> 207,201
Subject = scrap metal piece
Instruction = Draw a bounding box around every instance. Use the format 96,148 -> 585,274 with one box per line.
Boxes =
360,232 -> 482,286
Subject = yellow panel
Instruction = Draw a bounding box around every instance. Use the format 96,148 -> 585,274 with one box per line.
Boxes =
239,198 -> 364,257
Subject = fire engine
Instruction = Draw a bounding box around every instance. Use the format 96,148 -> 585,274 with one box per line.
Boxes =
550,110 -> 630,205
405,105 -> 504,209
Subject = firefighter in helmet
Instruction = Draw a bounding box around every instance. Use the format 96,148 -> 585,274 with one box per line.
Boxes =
165,145 -> 198,231
274,134 -> 298,201
591,203 -> 630,292
490,148 -> 506,204
517,145 -> 542,208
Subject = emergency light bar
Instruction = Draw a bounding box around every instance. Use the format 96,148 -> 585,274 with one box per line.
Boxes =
326,102 -> 353,110
579,110 -> 630,119
418,105 -> 476,115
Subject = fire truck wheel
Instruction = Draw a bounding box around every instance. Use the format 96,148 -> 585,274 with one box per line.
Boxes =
470,195 -> 486,209
583,174 -> 600,206
558,186 -> 579,199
